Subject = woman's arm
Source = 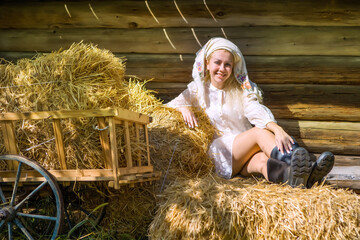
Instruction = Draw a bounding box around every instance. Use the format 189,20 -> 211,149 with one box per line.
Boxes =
166,81 -> 199,128
266,121 -> 294,155
177,107 -> 198,128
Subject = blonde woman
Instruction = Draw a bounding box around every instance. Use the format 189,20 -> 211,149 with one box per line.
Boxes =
167,37 -> 334,188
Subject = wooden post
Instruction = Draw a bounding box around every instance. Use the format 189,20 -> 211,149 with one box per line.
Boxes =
52,119 -> 67,170
1,121 -> 19,170
108,117 -> 119,189
124,121 -> 133,168
97,117 -> 112,169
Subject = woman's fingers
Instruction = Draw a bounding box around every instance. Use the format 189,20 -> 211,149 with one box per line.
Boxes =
182,114 -> 195,128
178,107 -> 198,128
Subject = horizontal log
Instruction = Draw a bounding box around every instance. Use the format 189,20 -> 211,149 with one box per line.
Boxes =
146,83 -> 360,122
326,166 -> 360,189
277,119 -> 360,155
330,155 -> 360,166
2,53 -> 360,85
1,26 -> 360,55
125,54 -> 360,85
262,84 -> 360,121
1,0 -> 360,29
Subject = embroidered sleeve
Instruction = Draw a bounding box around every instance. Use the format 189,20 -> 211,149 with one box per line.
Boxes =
166,81 -> 200,109
243,92 -> 276,129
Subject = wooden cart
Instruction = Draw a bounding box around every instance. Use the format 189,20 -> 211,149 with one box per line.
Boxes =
0,108 -> 160,239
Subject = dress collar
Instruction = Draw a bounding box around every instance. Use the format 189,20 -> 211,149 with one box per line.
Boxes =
209,82 -> 224,92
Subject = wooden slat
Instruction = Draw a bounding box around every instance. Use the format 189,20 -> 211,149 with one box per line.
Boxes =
115,108 -> 150,124
97,117 -> 112,169
135,123 -> 142,167
144,125 -> 151,166
0,108 -> 150,123
0,169 -> 114,182
0,121 -> 19,170
124,121 -> 133,168
52,119 -> 67,170
108,117 -> 119,189
0,108 -> 118,121
1,0 -> 360,29
1,27 -> 360,55
1,121 -> 18,154
0,166 -> 155,182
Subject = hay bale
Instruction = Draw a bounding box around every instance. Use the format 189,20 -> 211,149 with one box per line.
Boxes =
149,174 -> 360,240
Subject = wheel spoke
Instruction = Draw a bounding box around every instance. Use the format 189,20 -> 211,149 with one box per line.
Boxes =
8,222 -> 13,239
17,212 -> 57,221
14,180 -> 48,211
14,218 -> 34,240
0,185 -> 6,203
10,162 -> 22,206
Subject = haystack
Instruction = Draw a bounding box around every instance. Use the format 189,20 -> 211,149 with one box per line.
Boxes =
0,42 -> 215,174
0,42 -> 216,238
149,174 -> 360,240
2,42 -> 358,240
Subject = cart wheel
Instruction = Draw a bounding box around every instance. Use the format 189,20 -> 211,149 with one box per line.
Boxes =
63,184 -> 108,237
0,154 -> 64,240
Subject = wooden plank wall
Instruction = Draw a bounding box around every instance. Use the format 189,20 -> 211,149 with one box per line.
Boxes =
0,0 -> 359,166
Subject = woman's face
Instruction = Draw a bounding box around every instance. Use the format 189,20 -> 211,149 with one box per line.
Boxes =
206,49 -> 233,89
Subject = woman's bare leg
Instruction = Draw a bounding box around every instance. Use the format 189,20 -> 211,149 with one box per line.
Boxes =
239,152 -> 269,180
232,127 -> 277,178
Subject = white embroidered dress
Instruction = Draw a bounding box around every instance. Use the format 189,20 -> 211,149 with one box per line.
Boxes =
167,81 -> 276,179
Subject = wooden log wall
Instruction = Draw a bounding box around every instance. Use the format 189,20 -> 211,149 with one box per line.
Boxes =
0,0 -> 359,167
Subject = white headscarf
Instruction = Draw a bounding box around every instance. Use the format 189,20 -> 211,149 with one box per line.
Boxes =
192,37 -> 263,108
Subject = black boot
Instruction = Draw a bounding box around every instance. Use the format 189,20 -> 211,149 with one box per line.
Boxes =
267,147 -> 312,188
306,152 -> 335,188
270,136 -> 300,165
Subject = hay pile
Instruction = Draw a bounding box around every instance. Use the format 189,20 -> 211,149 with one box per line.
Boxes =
149,174 -> 360,239
2,42 -> 359,240
0,42 -> 215,174
0,42 -> 216,238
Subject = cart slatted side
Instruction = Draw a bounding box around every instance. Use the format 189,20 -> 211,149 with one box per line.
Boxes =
0,108 -> 160,189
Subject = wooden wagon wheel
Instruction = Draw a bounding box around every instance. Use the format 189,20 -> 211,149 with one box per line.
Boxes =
62,183 -> 108,236
0,154 -> 64,240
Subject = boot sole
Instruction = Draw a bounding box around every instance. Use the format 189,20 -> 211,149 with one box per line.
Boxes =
289,147 -> 312,188
307,152 -> 334,188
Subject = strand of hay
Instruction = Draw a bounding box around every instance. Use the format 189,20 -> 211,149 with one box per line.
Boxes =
149,174 -> 360,240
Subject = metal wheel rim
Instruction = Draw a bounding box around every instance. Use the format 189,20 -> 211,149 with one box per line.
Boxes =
0,154 -> 64,240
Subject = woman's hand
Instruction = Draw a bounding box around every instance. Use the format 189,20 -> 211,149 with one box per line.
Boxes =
177,107 -> 198,128
266,122 -> 294,155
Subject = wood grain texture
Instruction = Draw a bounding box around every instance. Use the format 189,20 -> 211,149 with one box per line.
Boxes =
2,52 -> 360,85
1,0 -> 359,29
146,82 -> 360,121
1,26 -> 360,55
